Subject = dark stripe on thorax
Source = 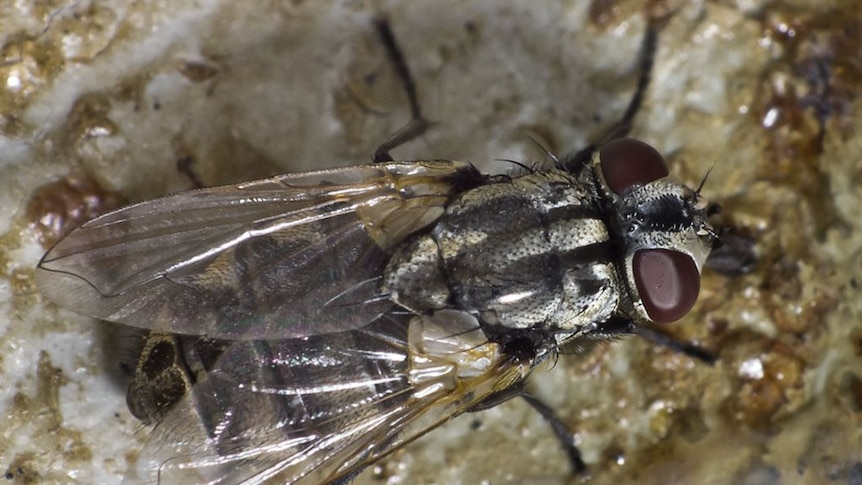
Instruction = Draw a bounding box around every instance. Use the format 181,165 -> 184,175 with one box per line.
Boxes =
557,240 -> 616,269
544,202 -> 603,225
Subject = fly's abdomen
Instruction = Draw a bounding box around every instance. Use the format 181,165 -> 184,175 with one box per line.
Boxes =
184,325 -> 411,457
127,319 -> 416,484
384,170 -> 622,333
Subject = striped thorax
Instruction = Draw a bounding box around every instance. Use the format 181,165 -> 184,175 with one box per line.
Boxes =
384,138 -> 716,354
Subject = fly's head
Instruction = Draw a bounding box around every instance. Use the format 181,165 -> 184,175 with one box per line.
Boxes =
595,138 -> 718,324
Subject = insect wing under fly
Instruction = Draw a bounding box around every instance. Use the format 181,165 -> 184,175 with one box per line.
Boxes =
124,311 -> 529,484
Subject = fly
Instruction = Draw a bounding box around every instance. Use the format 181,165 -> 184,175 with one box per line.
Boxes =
35,14 -> 718,485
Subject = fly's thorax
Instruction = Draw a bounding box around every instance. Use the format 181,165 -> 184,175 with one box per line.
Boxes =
383,169 -> 624,336
594,138 -> 716,324
383,235 -> 451,311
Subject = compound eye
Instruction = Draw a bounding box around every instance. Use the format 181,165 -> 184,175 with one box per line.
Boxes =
600,138 -> 669,194
633,249 -> 700,323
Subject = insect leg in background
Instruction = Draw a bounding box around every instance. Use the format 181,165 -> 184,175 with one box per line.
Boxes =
371,17 -> 433,163
558,13 -> 663,173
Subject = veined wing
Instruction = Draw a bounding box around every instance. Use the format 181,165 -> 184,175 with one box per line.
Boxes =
36,161 -> 479,339
123,311 -> 530,485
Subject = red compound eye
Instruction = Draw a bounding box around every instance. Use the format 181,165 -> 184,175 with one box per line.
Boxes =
600,138 -> 669,194
633,249 -> 700,323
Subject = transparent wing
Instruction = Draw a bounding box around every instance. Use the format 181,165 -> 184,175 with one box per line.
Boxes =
37,161 -> 477,339
123,312 -> 528,485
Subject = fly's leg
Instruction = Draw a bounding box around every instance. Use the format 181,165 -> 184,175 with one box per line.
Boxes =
466,384 -> 587,474
587,316 -> 717,364
176,155 -> 205,189
560,16 -> 663,172
520,393 -> 587,473
633,325 -> 717,364
467,323 -> 715,476
527,322 -> 715,474
372,17 -> 433,163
